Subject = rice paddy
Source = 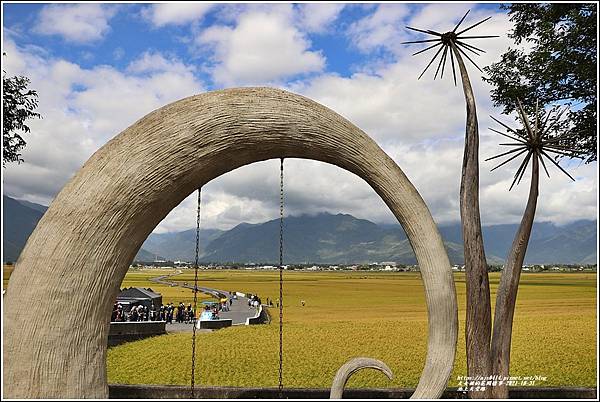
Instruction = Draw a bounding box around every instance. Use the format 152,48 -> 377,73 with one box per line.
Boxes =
105,269 -> 597,388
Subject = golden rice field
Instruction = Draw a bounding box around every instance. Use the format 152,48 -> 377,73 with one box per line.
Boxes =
104,269 -> 597,389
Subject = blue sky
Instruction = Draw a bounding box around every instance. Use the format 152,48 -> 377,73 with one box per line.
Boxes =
2,3 -> 504,80
2,2 -> 597,232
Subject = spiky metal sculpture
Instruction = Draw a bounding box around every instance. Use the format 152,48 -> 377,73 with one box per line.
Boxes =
487,100 -> 579,189
403,10 -> 498,398
486,100 -> 582,398
403,10 -> 498,84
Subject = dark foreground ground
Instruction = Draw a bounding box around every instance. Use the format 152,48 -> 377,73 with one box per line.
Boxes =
109,384 -> 597,399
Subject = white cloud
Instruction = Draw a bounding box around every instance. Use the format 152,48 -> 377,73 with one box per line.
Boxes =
127,51 -> 196,75
297,3 -> 345,33
3,4 -> 596,234
347,3 -> 411,54
113,47 -> 125,61
197,11 -> 325,85
141,3 -> 214,27
34,4 -> 117,43
2,40 -> 204,206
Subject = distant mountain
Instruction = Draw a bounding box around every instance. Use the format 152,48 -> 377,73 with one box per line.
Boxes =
3,195 -> 160,263
142,228 -> 224,261
3,195 -> 597,265
3,196 -> 46,262
135,248 -> 160,262
200,213 -> 504,265
436,220 -> 598,265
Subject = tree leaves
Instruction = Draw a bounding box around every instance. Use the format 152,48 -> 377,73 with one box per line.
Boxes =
3,69 -> 42,166
483,4 -> 597,163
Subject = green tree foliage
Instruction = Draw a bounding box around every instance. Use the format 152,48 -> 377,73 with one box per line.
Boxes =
3,60 -> 41,166
484,3 -> 597,163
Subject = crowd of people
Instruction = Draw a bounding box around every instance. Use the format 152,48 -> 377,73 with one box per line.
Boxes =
110,292 -> 270,323
200,294 -> 236,320
247,294 -> 262,309
111,302 -> 196,324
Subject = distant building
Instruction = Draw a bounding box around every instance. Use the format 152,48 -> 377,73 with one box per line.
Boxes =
116,287 -> 162,312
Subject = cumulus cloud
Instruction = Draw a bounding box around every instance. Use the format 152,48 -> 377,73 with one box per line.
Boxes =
197,10 -> 325,85
347,3 -> 411,54
4,3 -> 596,234
34,4 -> 117,43
2,40 -> 204,206
141,3 -> 214,27
297,3 -> 345,33
127,51 -> 196,75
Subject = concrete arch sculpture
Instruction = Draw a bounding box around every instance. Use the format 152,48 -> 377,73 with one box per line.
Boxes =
3,87 -> 457,398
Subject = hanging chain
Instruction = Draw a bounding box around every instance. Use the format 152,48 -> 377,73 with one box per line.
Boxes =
278,158 -> 284,399
191,187 -> 202,398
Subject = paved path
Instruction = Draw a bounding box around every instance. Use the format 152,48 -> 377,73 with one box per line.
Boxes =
149,271 -> 261,331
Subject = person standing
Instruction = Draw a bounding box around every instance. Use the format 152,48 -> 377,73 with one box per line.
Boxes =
111,303 -> 118,322
167,303 -> 173,324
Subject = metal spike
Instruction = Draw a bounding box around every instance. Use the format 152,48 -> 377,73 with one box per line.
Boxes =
434,46 -> 448,80
489,115 -> 527,138
456,35 -> 500,39
456,41 -> 482,56
418,45 -> 445,80
509,151 -> 532,191
453,10 -> 470,33
455,44 -> 483,72
499,143 -> 526,146
456,16 -> 492,35
489,127 -> 528,144
440,45 -> 448,79
544,143 -> 581,152
413,42 -> 443,56
538,107 -> 554,136
401,38 -> 442,44
449,45 -> 457,86
544,147 -> 582,159
485,146 -> 527,161
515,152 -> 532,187
490,148 -> 529,171
406,26 -> 442,36
544,106 -> 570,135
538,151 -> 551,177
427,29 -> 443,36
456,40 -> 486,54
508,154 -> 529,191
540,149 -> 576,181
515,98 -> 534,140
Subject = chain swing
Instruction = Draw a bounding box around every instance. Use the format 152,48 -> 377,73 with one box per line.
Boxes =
190,187 -> 202,398
278,157 -> 285,399
189,159 -> 285,398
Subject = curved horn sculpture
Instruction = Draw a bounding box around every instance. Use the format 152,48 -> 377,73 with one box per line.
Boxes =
3,87 -> 457,398
330,357 -> 393,399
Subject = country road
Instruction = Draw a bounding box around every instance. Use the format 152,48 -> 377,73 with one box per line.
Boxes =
149,271 -> 260,328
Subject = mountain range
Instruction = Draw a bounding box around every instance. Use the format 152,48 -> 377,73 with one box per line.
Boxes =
2,195 -> 157,263
3,195 -> 597,265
